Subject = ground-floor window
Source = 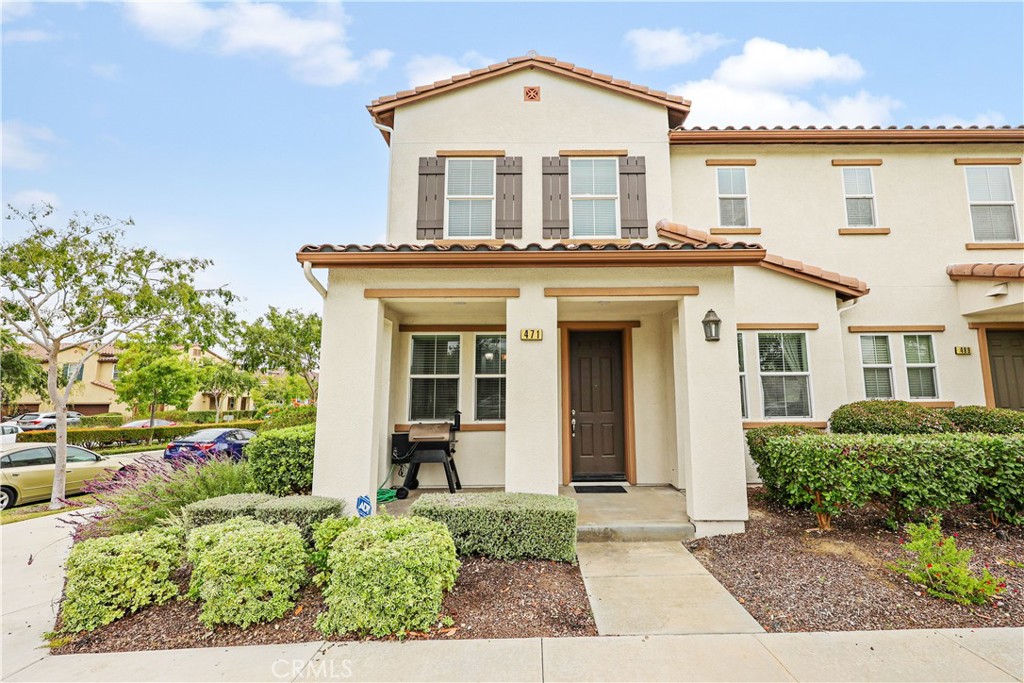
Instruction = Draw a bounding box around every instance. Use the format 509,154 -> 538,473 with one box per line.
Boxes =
737,332 -> 748,418
757,332 -> 812,418
904,334 -> 939,399
474,334 -> 506,420
860,335 -> 894,399
409,335 -> 461,421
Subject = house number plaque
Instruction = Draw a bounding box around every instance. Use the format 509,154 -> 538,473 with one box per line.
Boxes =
954,346 -> 972,356
520,328 -> 544,341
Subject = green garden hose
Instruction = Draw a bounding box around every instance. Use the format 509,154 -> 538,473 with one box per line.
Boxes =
376,464 -> 398,504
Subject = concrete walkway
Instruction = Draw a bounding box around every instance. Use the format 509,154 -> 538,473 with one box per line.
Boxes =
3,514 -> 1022,682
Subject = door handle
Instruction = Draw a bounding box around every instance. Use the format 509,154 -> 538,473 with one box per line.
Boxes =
571,417 -> 576,438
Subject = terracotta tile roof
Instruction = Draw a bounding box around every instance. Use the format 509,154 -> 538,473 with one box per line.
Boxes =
368,55 -> 691,138
656,219 -> 869,300
669,125 -> 1024,145
24,343 -> 121,361
947,263 -> 1024,280
91,380 -> 115,391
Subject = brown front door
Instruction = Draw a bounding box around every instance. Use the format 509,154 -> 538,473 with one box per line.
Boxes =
569,331 -> 626,480
988,331 -> 1024,410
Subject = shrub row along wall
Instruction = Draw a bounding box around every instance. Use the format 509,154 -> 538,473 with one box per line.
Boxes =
79,413 -> 128,428
17,421 -> 263,447
257,405 -> 317,432
155,410 -> 260,424
830,401 -> 1024,435
747,430 -> 1024,530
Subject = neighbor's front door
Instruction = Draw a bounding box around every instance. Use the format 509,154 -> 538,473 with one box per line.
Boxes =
988,331 -> 1024,411
569,331 -> 626,480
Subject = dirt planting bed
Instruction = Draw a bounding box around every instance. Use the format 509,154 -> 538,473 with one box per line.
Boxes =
689,488 -> 1024,633
53,557 -> 596,654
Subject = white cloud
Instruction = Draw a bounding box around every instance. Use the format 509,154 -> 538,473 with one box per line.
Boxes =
672,38 -> 899,127
7,189 -> 60,208
1,120 -> 56,170
124,1 -> 390,86
923,110 -> 1008,128
713,38 -> 863,91
2,28 -> 54,43
405,51 -> 493,88
625,28 -> 728,70
1,2 -> 33,24
90,63 -> 121,80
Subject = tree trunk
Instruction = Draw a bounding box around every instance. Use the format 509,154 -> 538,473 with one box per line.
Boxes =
215,391 -> 222,423
306,374 -> 318,403
47,351 -> 68,510
148,389 -> 157,444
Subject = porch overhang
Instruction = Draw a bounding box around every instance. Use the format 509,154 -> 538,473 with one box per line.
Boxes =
295,241 -> 766,269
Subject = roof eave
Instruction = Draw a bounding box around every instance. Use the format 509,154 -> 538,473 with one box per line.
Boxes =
669,128 -> 1024,145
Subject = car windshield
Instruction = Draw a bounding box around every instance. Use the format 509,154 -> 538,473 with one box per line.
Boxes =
178,429 -> 226,442
19,414 -> 39,420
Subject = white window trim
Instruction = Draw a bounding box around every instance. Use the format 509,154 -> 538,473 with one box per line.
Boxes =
738,332 -> 748,419
408,334 -> 461,422
443,157 -> 496,239
903,333 -> 940,400
472,333 -> 506,422
964,165 -> 1020,242
717,166 -> 750,228
756,331 -> 813,419
859,334 -> 894,399
568,157 -> 620,238
842,167 -> 878,228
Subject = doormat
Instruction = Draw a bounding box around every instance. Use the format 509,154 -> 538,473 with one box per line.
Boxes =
573,485 -> 627,494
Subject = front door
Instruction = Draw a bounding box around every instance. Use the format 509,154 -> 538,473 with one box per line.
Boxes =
569,331 -> 626,480
988,331 -> 1024,410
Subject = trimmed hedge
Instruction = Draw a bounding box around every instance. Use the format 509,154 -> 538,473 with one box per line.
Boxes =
156,409 -> 259,424
186,517 -> 308,629
829,400 -> 955,434
246,424 -> 315,496
252,495 -> 345,541
258,405 -> 317,432
60,527 -> 183,632
944,406 -> 1024,434
181,493 -> 275,531
409,492 -> 579,562
316,515 -> 458,637
79,413 -> 127,428
17,420 -> 263,447
745,424 -> 821,502
311,516 -> 361,575
747,429 -> 1024,529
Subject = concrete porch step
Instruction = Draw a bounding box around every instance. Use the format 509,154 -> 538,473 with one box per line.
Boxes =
577,520 -> 696,543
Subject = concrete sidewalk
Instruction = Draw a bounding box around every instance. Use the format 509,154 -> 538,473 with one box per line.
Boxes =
3,514 -> 1022,682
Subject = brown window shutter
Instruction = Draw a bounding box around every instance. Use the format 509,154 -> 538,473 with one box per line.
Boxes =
542,156 -> 570,239
417,157 -> 445,240
619,156 -> 648,239
495,157 -> 523,239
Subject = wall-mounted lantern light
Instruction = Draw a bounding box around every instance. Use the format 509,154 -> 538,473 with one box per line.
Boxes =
702,309 -> 721,342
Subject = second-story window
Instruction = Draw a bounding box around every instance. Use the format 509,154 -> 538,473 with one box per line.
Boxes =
717,168 -> 749,227
843,168 -> 877,227
965,166 -> 1019,241
570,158 -> 619,237
445,158 -> 495,238
61,363 -> 84,384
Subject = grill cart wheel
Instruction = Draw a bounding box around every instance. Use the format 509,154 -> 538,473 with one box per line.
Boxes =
395,487 -> 409,500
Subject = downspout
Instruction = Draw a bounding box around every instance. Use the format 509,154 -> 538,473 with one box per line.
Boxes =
303,261 -> 327,299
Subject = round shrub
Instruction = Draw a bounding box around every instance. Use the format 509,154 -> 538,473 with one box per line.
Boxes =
259,405 -> 317,432
746,424 -> 820,501
253,495 -> 345,542
61,527 -> 183,632
187,517 -> 308,629
316,515 -> 459,638
944,405 -> 1024,434
829,400 -> 955,434
181,492 -> 275,531
311,516 -> 361,576
246,423 -> 315,495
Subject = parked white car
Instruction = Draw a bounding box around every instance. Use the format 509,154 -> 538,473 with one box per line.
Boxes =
17,412 -> 82,431
1,425 -> 21,446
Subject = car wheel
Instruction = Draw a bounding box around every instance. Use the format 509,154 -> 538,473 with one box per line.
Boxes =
0,486 -> 16,511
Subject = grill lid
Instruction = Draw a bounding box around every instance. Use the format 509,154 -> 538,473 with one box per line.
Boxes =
408,422 -> 452,442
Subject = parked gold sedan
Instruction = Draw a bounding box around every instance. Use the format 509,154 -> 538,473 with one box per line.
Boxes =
0,443 -> 125,510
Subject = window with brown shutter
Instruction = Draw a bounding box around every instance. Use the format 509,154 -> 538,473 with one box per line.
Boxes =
542,155 -> 648,239
495,157 -> 523,239
416,157 -> 445,240
542,156 -> 570,238
619,156 -> 648,238
418,156 -> 522,240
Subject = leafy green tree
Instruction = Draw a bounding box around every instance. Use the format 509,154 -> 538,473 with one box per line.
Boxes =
197,359 -> 258,422
1,205 -> 234,509
250,373 -> 311,412
115,340 -> 200,428
0,328 -> 46,410
235,308 -> 321,402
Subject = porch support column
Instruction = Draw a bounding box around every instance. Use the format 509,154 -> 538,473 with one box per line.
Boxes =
672,278 -> 748,537
504,283 -> 560,495
311,276 -> 386,516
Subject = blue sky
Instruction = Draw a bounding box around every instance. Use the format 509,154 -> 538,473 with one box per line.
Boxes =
3,1 -> 1022,319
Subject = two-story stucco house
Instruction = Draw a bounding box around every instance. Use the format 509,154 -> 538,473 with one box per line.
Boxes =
298,55 -> 1024,536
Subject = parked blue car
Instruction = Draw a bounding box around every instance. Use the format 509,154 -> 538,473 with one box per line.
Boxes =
163,428 -> 256,461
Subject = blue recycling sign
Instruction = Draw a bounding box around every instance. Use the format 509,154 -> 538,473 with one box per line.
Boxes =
356,495 -> 373,517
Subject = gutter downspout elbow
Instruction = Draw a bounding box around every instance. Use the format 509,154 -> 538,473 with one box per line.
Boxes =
303,261 -> 328,299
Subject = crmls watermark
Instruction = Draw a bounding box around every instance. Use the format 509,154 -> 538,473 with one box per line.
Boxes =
272,658 -> 352,680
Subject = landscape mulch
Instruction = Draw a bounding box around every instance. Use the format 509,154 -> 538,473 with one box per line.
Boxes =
52,557 -> 596,654
690,487 -> 1024,633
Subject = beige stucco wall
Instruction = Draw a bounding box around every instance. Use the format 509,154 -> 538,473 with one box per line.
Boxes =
388,68 -> 673,244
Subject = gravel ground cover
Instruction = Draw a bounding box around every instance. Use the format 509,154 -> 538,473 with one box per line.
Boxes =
690,488 -> 1024,633
53,557 -> 596,654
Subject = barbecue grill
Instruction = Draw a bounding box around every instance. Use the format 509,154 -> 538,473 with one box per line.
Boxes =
390,410 -> 462,499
